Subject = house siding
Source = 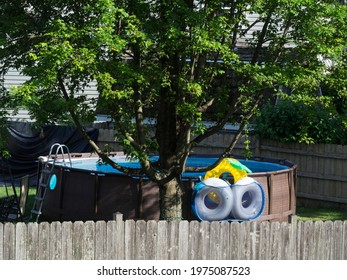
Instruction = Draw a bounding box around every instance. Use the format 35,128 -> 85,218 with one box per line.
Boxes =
3,69 -> 99,122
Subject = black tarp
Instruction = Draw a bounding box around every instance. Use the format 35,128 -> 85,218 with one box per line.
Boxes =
0,122 -> 99,185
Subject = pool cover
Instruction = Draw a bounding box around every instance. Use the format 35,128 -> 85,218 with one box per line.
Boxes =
0,121 -> 98,183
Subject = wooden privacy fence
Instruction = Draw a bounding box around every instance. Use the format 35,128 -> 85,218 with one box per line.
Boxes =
1,217 -> 347,260
253,139 -> 347,207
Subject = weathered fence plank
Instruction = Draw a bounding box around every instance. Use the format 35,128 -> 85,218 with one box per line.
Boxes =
157,220 -> 168,259
249,222 -> 258,260
72,221 -> 84,260
146,220 -> 158,260
49,221 -> 62,260
302,221 -> 314,260
26,222 -> 38,260
323,221 -> 334,260
124,220 -> 135,260
188,220 -> 200,260
280,221 -> 296,260
0,223 -> 3,260
83,221 -> 96,260
3,223 -> 15,260
95,221 -> 107,260
38,222 -> 50,260
229,222 -> 241,259
295,221 -> 302,260
258,221 -> 270,259
135,220 -> 146,260
168,221 -> 179,260
333,221 -> 344,260
313,220 -> 324,260
240,222 -> 251,260
198,221 -> 210,260
269,222 -> 281,260
15,222 -> 27,260
344,221 -> 347,260
220,221 -> 230,260
106,220 -> 117,260
178,220 -> 189,260
209,221 -> 221,260
61,221 -> 73,259
115,214 -> 125,259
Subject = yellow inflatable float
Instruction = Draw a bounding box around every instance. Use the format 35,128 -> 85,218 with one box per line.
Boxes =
203,158 -> 252,182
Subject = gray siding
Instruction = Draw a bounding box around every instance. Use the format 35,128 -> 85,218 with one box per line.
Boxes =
3,69 -> 99,122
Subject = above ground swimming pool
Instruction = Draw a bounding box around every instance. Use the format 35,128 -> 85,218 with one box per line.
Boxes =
40,153 -> 296,222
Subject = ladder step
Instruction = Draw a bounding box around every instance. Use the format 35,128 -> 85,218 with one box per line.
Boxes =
32,143 -> 72,222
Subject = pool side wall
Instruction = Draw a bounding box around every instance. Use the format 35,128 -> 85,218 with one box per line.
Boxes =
43,167 -> 141,221
41,155 -> 296,222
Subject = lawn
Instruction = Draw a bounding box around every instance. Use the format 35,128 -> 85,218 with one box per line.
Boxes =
0,186 -> 36,220
1,186 -> 347,222
296,206 -> 347,222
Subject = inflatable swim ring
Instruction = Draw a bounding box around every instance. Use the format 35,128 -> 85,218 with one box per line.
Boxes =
230,177 -> 265,220
203,158 -> 252,183
192,178 -> 233,221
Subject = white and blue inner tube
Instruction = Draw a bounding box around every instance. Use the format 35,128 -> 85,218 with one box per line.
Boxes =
192,178 -> 234,221
230,177 -> 265,220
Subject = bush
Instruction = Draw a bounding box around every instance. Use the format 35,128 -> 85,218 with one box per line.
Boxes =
253,94 -> 347,144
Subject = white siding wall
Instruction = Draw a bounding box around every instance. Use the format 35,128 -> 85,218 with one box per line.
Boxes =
3,68 -> 99,122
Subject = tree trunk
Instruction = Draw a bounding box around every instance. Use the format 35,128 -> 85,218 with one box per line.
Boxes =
159,177 -> 184,221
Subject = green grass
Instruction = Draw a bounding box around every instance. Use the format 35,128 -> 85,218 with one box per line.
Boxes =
296,206 -> 347,222
0,186 -> 36,221
2,186 -> 347,222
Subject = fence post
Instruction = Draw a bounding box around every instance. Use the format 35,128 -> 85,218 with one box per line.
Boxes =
113,212 -> 123,221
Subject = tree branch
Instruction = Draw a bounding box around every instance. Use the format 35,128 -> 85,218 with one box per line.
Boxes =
251,6 -> 277,64
192,89 -> 241,146
185,95 -> 262,173
57,75 -> 144,176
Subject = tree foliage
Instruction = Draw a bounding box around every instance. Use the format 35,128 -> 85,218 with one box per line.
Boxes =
254,94 -> 347,144
1,0 -> 347,220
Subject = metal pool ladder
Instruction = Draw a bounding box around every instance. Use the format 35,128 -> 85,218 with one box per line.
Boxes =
31,143 -> 72,222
